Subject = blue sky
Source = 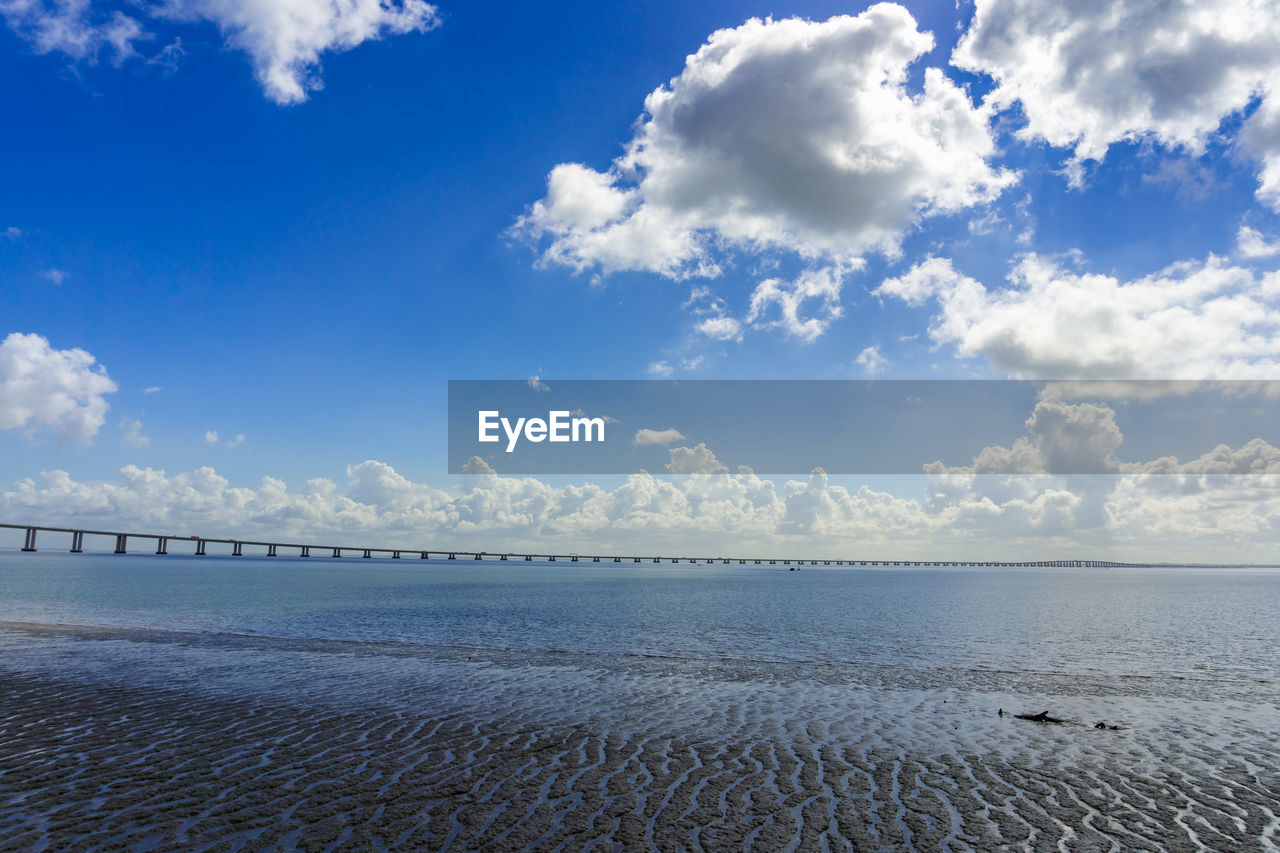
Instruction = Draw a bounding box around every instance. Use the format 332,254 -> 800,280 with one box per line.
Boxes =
3,0 -> 1280,558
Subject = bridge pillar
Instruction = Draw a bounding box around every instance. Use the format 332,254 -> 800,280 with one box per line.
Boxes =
421,551 -> 430,559
592,556 -> 599,562
475,553 -> 482,560
614,557 -> 621,562
499,554 -> 506,560
196,539 -> 207,556
572,556 -> 579,562
21,527 -> 36,552
549,556 -> 556,561
525,555 -> 532,561
362,549 -> 371,558
653,557 -> 659,563
233,542 -> 243,556
300,545 -> 309,557
393,551 -> 401,558
114,534 -> 127,554
268,544 -> 277,556
448,553 -> 456,559
156,537 -> 168,555
70,531 -> 83,553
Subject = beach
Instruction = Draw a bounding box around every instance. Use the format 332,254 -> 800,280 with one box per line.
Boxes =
2,556 -> 1279,850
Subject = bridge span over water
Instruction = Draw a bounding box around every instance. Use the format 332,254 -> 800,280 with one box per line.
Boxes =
3,523 -> 1261,569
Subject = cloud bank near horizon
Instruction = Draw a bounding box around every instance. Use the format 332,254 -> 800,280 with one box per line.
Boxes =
6,401 -> 1279,560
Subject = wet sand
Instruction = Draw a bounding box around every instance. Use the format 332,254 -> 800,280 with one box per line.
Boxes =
2,623 -> 1278,851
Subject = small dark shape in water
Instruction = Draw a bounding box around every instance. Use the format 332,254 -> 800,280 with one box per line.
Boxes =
788,566 -> 795,571
997,708 -> 1003,717
1094,721 -> 1121,730
1014,711 -> 1065,724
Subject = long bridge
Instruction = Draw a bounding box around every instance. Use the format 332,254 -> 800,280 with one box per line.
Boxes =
2,522 -> 1261,569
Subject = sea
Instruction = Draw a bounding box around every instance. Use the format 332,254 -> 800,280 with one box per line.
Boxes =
2,550 -> 1278,850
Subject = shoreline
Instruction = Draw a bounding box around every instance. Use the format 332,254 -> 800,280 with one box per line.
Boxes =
1,619 -> 1268,702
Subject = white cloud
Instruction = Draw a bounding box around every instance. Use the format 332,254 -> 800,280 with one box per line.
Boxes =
0,0 -> 147,62
204,430 -> 244,449
684,284 -> 745,342
42,268 -> 67,285
634,427 -> 686,447
4,226 -> 21,240
515,5 -> 1014,280
665,442 -> 729,476
927,399 -> 1125,475
647,360 -> 673,377
877,254 -> 1280,378
0,332 -> 117,443
1129,438 -> 1280,476
1238,225 -> 1280,259
953,0 -> 1280,201
527,376 -> 550,391
143,386 -> 162,394
1241,95 -> 1280,210
745,266 -> 847,342
569,407 -> 619,425
696,316 -> 742,342
856,345 -> 887,374
120,418 -> 149,448
919,398 -> 1280,544
1,0 -> 439,105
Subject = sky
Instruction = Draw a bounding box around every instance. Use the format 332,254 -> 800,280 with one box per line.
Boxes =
3,0 -> 1280,560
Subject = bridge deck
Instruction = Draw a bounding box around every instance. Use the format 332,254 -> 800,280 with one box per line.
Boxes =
2,523 -> 1260,569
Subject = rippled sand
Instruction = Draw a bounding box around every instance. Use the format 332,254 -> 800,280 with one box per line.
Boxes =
2,623 -> 1278,851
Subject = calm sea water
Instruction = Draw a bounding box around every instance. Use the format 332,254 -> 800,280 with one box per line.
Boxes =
2,549 -> 1277,684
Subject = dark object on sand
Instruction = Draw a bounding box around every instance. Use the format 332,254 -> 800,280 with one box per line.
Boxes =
1014,711 -> 1065,724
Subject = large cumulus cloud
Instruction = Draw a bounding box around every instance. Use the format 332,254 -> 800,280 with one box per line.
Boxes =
0,332 -> 118,444
514,4 -> 1015,327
